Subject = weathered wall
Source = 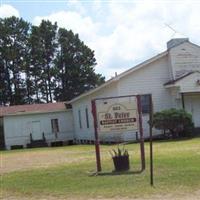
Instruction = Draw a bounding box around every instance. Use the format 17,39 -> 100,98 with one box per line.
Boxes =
169,42 -> 200,79
4,110 -> 74,149
118,55 -> 173,112
178,72 -> 200,93
72,82 -> 119,142
184,94 -> 200,127
118,54 -> 173,138
72,53 -> 174,142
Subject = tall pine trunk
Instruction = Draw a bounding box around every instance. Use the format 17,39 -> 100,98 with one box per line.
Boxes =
47,63 -> 52,102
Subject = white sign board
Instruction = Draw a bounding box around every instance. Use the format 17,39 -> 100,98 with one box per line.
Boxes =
96,96 -> 139,133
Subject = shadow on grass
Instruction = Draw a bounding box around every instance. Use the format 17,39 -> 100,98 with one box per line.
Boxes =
89,170 -> 143,176
152,135 -> 200,144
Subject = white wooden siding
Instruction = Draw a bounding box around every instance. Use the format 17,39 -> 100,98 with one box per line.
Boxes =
72,55 -> 175,141
184,94 -> 200,127
118,55 -> 173,111
169,42 -> 200,79
4,110 -> 74,149
178,73 -> 200,93
71,45 -> 200,141
72,82 -> 119,141
117,55 -> 174,138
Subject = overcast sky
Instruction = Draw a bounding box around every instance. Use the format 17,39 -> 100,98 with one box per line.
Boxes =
1,0 -> 200,79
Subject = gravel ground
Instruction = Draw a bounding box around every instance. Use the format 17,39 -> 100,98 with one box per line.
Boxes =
2,191 -> 200,200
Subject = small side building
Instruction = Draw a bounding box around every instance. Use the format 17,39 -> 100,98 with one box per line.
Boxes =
0,102 -> 74,150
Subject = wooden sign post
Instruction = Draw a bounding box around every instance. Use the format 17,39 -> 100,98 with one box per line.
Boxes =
91,100 -> 102,172
149,94 -> 154,186
91,94 -> 154,186
91,95 -> 146,173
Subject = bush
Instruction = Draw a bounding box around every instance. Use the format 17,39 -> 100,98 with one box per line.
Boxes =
152,108 -> 194,138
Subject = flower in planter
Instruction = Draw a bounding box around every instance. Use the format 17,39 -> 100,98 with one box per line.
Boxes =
110,145 -> 130,172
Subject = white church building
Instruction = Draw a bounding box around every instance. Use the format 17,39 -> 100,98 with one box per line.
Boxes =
0,38 -> 200,150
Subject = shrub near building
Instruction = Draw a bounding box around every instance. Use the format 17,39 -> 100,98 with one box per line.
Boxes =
152,108 -> 194,138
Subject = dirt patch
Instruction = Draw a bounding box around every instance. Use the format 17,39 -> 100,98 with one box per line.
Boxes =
2,190 -> 200,200
0,149 -> 94,174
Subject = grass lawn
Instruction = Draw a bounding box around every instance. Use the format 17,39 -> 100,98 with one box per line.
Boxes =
1,138 -> 200,199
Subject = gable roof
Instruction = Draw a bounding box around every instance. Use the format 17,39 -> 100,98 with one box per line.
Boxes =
68,39 -> 200,104
164,71 -> 200,87
0,102 -> 68,117
69,50 -> 168,103
164,72 -> 195,86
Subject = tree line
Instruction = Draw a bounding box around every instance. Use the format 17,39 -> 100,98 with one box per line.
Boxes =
0,16 -> 105,105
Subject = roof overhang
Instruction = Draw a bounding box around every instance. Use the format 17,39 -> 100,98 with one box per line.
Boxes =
1,109 -> 72,117
164,71 -> 200,93
69,51 -> 168,103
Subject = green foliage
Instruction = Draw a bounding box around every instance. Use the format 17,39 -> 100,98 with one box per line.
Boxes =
0,16 -> 30,105
110,145 -> 129,157
54,28 -> 105,101
152,108 -> 194,137
35,20 -> 58,103
0,17 -> 105,105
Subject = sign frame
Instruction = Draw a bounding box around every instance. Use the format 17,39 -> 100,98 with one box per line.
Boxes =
91,94 -> 146,173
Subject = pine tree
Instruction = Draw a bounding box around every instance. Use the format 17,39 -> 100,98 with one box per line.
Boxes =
0,17 -> 30,105
28,25 -> 44,103
54,28 -> 105,101
0,17 -> 105,105
38,20 -> 57,103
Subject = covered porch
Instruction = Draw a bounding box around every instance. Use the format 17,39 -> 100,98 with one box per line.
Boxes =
181,92 -> 200,128
165,71 -> 200,128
